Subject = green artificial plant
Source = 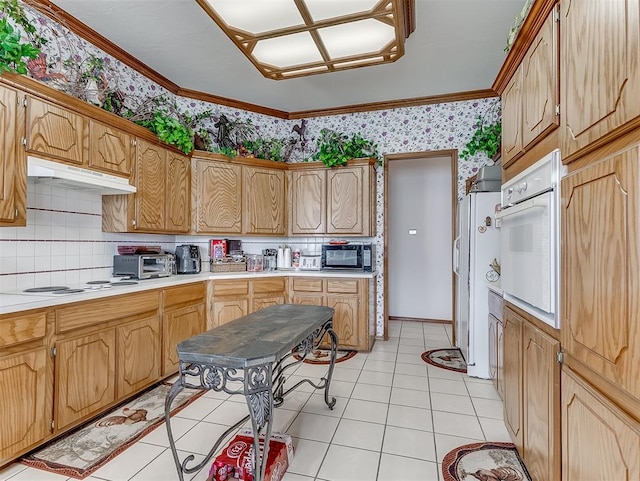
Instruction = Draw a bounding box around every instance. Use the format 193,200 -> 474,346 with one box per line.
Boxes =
460,117 -> 502,161
0,0 -> 45,74
311,128 -> 380,168
135,111 -> 194,154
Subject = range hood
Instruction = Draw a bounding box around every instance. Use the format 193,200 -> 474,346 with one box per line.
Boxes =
27,156 -> 136,195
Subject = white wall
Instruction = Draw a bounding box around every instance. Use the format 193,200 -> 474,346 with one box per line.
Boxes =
387,156 -> 453,320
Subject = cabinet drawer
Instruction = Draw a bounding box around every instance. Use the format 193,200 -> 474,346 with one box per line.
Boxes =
252,278 -> 285,294
488,290 -> 504,321
56,291 -> 159,333
292,278 -> 323,293
213,280 -> 249,296
163,283 -> 205,309
327,279 -> 359,294
0,311 -> 47,347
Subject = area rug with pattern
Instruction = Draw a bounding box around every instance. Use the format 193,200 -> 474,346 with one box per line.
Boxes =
442,442 -> 532,481
21,382 -> 205,479
421,347 -> 467,373
292,348 -> 357,364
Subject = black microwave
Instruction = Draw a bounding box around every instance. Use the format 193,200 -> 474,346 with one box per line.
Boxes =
321,243 -> 375,272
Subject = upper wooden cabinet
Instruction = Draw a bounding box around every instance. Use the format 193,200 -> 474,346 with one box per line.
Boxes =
0,83 -> 25,227
102,139 -> 190,233
25,95 -> 87,165
193,156 -> 242,234
289,159 -> 376,237
243,166 -> 286,235
560,0 -> 640,161
501,8 -> 558,167
561,144 -> 640,407
88,120 -> 134,176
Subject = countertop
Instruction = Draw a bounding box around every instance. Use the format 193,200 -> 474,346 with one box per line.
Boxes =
486,280 -> 503,296
0,269 -> 377,315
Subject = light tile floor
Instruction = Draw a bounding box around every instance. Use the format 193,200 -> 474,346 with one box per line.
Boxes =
0,321 -> 512,481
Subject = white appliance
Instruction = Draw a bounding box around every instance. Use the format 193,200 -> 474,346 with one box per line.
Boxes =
496,149 -> 563,329
27,156 -> 136,195
454,191 -> 501,378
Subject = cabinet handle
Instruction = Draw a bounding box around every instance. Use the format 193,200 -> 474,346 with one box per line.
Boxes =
21,137 -> 27,147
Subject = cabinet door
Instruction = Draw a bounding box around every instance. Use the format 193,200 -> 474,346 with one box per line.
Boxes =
522,10 -> 558,148
56,330 -> 116,429
134,139 -> 166,231
0,348 -> 49,464
0,84 -> 21,224
501,66 -> 523,165
291,169 -> 326,234
562,367 -> 640,481
243,167 -> 285,234
561,146 -> 640,402
561,0 -> 640,158
503,306 -> 523,452
252,296 -> 285,312
488,314 -> 498,390
522,321 -> 560,481
292,295 -> 324,307
212,299 -> 248,327
163,304 -> 205,376
166,151 -> 190,233
117,316 -> 161,398
327,166 -> 365,235
89,120 -> 133,176
26,96 -> 86,164
326,295 -> 360,349
496,319 -> 504,400
196,159 -> 242,233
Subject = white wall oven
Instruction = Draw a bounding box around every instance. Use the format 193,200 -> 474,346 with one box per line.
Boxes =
496,149 -> 563,328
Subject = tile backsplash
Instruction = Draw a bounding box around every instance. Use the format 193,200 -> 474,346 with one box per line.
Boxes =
0,179 -> 368,293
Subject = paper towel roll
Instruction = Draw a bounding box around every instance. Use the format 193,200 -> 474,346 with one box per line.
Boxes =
283,246 -> 292,268
277,247 -> 284,269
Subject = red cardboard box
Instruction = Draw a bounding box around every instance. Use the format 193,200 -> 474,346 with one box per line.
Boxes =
207,429 -> 293,481
210,239 -> 227,259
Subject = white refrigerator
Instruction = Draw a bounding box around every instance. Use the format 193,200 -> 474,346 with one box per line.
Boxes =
453,191 -> 501,379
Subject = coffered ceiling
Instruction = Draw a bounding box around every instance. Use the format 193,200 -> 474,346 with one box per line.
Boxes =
49,0 -> 524,114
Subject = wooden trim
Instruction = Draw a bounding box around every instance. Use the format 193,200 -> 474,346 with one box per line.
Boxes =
388,316 -> 451,324
383,149 -> 458,342
492,0 -> 557,95
176,87 -> 289,120
290,89 -> 498,119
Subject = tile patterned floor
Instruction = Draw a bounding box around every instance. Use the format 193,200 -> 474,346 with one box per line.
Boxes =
0,321 -> 511,481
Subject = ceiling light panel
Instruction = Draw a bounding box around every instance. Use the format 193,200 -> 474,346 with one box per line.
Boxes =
303,0 -> 381,21
319,19 -> 396,59
204,0 -> 303,33
253,32 -> 323,67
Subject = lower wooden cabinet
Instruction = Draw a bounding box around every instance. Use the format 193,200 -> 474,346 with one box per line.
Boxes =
326,295 -> 361,349
503,306 -> 523,452
562,367 -> 640,481
212,278 -> 286,327
117,316 -> 161,397
0,347 -> 49,464
488,289 -> 504,399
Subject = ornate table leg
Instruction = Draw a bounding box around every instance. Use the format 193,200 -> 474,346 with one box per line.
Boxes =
245,363 -> 274,481
323,322 -> 338,409
165,376 -> 187,481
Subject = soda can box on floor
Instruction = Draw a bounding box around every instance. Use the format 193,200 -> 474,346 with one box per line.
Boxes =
207,429 -> 294,481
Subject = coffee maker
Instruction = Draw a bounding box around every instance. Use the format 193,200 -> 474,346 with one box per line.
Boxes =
175,245 -> 201,274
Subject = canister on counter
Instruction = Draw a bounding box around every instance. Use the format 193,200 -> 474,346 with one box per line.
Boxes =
292,249 -> 301,268
246,254 -> 264,272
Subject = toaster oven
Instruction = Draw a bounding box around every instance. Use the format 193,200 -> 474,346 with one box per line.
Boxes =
113,254 -> 173,279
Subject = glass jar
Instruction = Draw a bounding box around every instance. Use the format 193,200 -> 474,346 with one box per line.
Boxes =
246,254 -> 264,272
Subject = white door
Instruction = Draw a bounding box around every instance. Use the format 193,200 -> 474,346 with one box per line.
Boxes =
388,156 -> 453,320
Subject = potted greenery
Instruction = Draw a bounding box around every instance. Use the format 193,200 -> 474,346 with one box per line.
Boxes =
0,0 -> 45,74
311,128 -> 380,168
461,102 -> 502,161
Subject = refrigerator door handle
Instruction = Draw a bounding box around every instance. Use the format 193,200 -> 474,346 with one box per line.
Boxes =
453,236 -> 460,275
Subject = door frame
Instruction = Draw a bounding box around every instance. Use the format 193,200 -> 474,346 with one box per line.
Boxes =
382,149 -> 459,340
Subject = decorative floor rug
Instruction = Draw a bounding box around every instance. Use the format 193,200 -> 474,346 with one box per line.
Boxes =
293,348 -> 357,365
22,382 -> 205,479
421,347 -> 467,373
442,442 -> 532,481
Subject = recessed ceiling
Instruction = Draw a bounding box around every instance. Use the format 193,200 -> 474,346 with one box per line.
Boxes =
48,0 -> 524,113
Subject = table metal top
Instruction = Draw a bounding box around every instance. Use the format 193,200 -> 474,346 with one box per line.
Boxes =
176,304 -> 335,368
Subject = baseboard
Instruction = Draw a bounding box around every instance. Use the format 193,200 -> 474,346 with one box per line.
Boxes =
388,316 -> 452,324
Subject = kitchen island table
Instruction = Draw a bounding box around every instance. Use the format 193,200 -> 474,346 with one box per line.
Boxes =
164,303 -> 337,481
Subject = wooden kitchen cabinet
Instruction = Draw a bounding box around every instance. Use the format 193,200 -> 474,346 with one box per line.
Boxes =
243,166 -> 286,235
102,139 -> 190,233
88,120 -> 134,176
116,316 -> 161,397
501,65 -> 523,166
56,329 -> 117,429
487,289 -> 503,398
162,284 -> 206,375
522,319 -> 560,481
290,168 -> 326,234
251,277 -> 286,311
560,0 -> 640,161
0,83 -> 25,226
0,309 -> 51,465
561,367 -> 640,481
193,155 -> 242,234
326,294 -> 361,349
503,305 -> 523,452
212,280 -> 250,327
26,95 -> 87,165
561,144 -> 640,407
327,163 -> 374,235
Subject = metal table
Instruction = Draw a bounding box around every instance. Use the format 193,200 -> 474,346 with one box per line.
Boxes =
165,304 -> 337,481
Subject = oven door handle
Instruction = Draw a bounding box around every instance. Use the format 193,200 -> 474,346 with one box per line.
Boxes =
495,196 -> 548,219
